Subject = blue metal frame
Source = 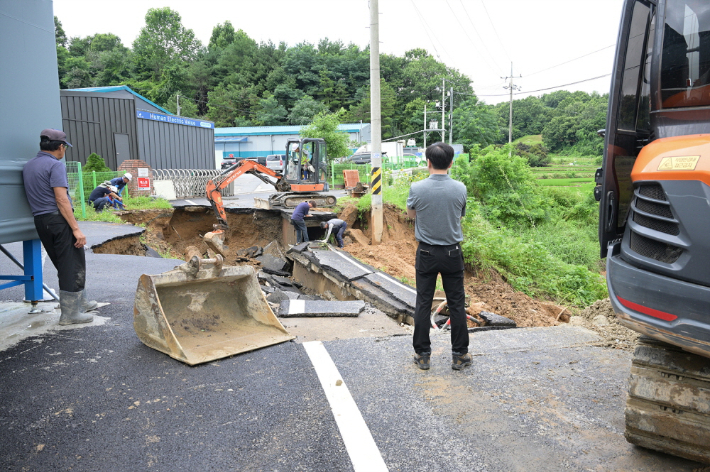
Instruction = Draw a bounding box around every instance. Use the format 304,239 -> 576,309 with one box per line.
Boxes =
0,239 -> 43,301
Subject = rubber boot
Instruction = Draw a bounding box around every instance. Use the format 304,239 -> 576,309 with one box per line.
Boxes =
79,290 -> 98,312
58,290 -> 93,325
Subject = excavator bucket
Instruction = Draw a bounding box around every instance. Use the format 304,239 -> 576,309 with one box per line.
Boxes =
133,263 -> 294,366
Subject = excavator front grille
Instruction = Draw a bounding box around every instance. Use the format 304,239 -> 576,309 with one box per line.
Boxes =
629,231 -> 683,263
628,183 -> 683,263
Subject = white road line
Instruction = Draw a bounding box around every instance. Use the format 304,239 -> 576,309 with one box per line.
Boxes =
289,299 -> 305,315
303,341 -> 388,472
328,248 -> 417,295
184,199 -> 197,205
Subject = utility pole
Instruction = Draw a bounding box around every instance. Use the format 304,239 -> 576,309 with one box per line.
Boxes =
176,94 -> 181,116
502,63 -> 521,157
369,0 -> 383,244
448,87 -> 453,145
441,78 -> 446,143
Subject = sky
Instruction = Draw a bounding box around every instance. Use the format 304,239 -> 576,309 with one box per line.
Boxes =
53,0 -> 624,105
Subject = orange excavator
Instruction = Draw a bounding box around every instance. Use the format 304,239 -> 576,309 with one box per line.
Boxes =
204,138 -> 337,254
597,0 -> 710,462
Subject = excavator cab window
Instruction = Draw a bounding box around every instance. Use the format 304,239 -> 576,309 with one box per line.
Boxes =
660,0 -> 710,107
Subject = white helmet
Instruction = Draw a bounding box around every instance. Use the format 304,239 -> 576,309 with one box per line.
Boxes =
109,185 -> 118,193
124,172 -> 132,180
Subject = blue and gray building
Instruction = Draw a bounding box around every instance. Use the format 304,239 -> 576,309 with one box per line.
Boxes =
214,123 -> 371,161
60,86 -> 215,170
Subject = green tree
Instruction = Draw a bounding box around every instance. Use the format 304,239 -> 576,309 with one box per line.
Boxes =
208,21 -> 236,51
54,16 -> 67,47
452,96 -> 501,151
132,7 -> 201,82
288,95 -> 328,125
255,94 -> 288,125
300,110 -> 351,161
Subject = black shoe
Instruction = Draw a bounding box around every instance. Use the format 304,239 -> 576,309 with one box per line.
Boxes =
413,353 -> 431,370
451,352 -> 472,371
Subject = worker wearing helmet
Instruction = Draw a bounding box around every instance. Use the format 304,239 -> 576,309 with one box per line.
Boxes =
109,172 -> 132,197
88,184 -> 121,212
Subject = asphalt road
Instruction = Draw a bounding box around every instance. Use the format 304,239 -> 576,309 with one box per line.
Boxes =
0,224 -> 704,471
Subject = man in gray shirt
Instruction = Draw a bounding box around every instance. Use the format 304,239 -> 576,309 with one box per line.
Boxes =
23,129 -> 96,325
406,142 -> 470,371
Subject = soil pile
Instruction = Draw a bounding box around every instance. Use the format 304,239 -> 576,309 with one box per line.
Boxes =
570,298 -> 639,350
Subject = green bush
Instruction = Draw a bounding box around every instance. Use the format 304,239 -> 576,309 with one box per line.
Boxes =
452,144 -> 550,227
83,153 -> 111,172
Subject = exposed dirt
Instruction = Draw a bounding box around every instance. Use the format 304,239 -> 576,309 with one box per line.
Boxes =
91,235 -> 146,256
571,298 -> 640,350
104,203 -> 603,330
116,207 -> 281,268
342,203 -> 570,328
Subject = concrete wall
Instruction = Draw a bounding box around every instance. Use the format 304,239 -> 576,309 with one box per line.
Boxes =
0,0 -> 60,244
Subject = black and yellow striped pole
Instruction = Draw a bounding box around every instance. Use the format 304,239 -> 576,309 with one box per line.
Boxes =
369,0 -> 383,243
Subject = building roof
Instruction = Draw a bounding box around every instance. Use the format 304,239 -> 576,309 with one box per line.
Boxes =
65,85 -> 172,115
214,123 -> 370,137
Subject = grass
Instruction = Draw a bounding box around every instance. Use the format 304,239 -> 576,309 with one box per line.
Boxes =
514,135 -> 543,145
75,195 -> 173,222
536,178 -> 595,187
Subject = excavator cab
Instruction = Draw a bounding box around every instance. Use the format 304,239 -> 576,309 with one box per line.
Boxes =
283,138 -> 328,192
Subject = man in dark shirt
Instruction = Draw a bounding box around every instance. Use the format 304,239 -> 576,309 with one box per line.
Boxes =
88,184 -> 121,211
291,201 -> 315,244
406,142 -> 470,371
22,129 -> 96,325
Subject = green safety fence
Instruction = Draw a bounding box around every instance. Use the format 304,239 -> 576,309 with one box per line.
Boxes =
65,162 -> 126,219
328,158 -> 424,188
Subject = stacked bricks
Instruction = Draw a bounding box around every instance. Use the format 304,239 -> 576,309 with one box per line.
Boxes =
118,160 -> 153,196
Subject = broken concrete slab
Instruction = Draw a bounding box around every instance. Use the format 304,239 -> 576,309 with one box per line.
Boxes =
307,249 -> 374,282
278,299 -> 366,318
362,272 -> 417,308
256,254 -> 291,276
479,310 -> 517,328
145,246 -> 162,258
266,289 -> 301,304
271,275 -> 301,288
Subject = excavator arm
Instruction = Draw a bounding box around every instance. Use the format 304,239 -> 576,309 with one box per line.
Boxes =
205,160 -> 289,230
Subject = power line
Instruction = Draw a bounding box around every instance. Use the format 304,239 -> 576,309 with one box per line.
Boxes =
477,73 -> 611,97
444,0 -> 500,75
410,0 -> 443,61
458,0 -> 505,74
479,0 -> 511,63
525,43 -> 615,77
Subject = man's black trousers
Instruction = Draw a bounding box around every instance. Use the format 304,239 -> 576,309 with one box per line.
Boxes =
34,212 -> 86,292
413,242 -> 469,355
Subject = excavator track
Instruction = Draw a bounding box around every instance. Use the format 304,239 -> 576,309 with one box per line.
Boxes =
625,336 -> 710,464
255,192 -> 337,210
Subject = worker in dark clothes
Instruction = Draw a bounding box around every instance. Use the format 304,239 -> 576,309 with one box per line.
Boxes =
22,129 -> 97,325
109,172 -> 132,197
291,201 -> 315,244
88,184 -> 121,212
319,218 -> 347,248
406,142 -> 470,371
